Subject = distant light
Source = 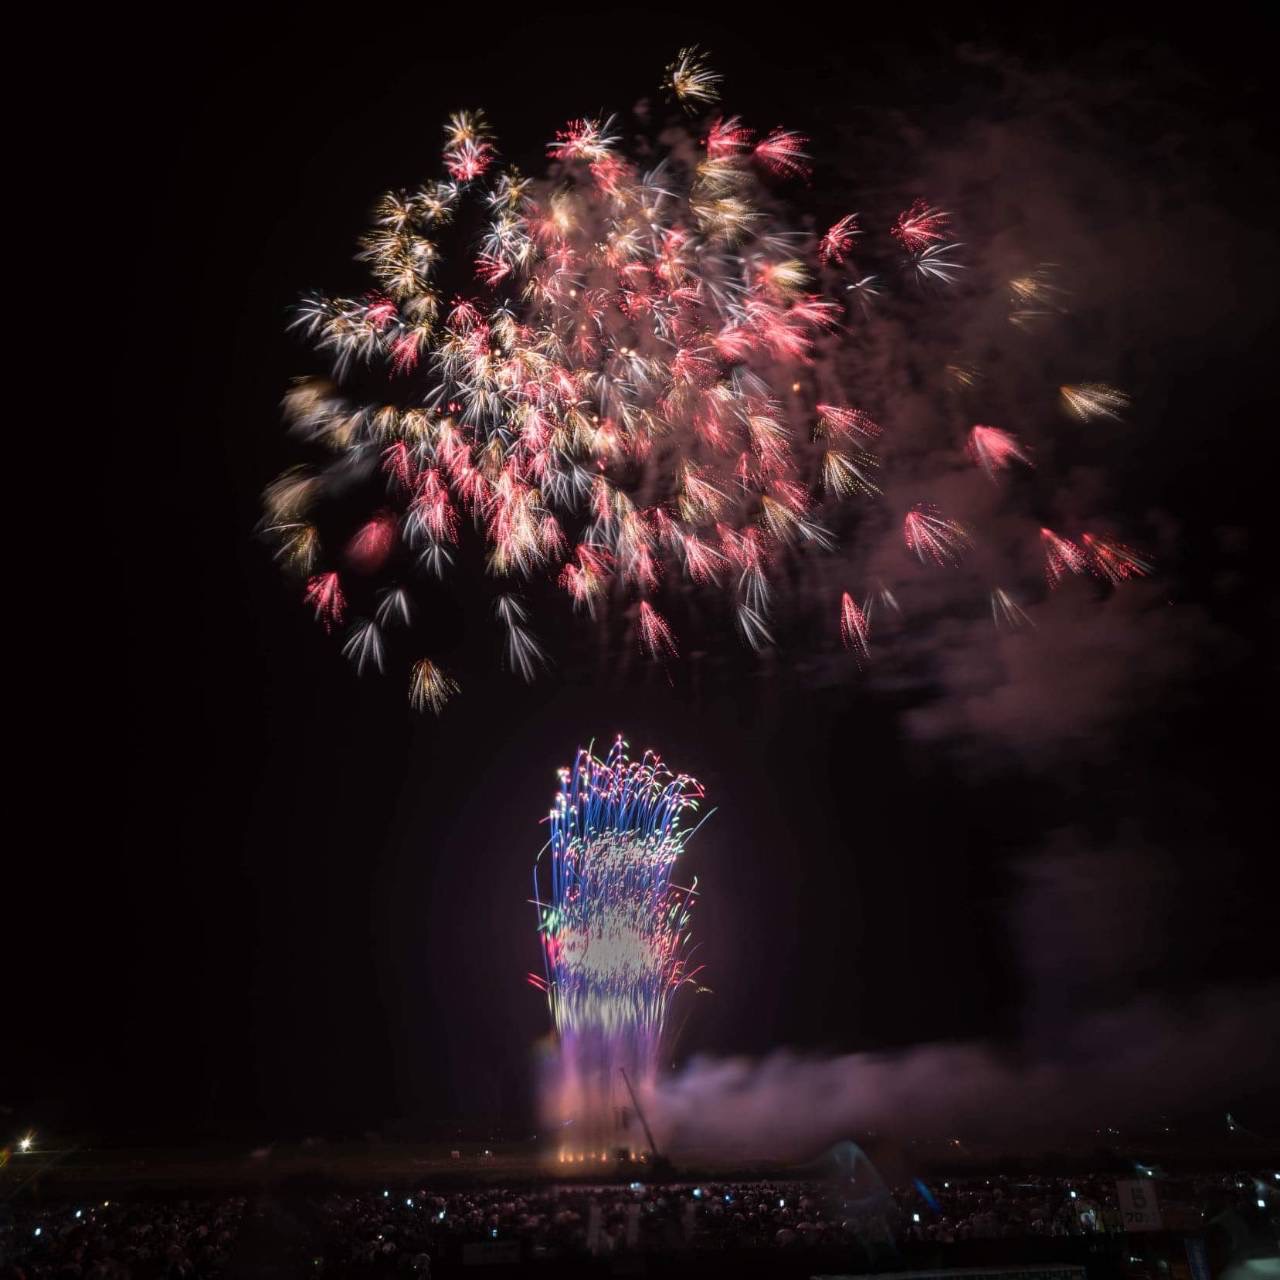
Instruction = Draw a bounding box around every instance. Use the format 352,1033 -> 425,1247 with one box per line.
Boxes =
383,1190 -> 389,1198
724,1194 -> 732,1203
490,1228 -> 498,1239
438,1211 -> 446,1221
1259,1199 -> 1267,1209
1070,1191 -> 1078,1199
778,1198 -> 785,1208
75,1210 -> 82,1218
629,1182 -> 644,1192
693,1188 -> 703,1199
34,1228 -> 42,1237
18,1135 -> 33,1153
103,1201 -> 110,1208
944,1182 -> 950,1189
405,1198 -> 413,1208
912,1212 -> 921,1223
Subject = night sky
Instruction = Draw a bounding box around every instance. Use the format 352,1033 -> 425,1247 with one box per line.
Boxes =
14,7 -> 1276,1149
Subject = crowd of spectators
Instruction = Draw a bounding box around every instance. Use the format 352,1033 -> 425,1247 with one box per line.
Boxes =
2,1169 -> 1274,1277
0,1197 -> 245,1278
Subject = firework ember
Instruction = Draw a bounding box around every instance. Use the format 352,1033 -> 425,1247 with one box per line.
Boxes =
839,591 -> 871,663
967,425 -> 1032,480
262,50 -> 1151,709
1082,533 -> 1153,584
531,738 -> 709,1155
1059,383 -> 1130,422
990,588 -> 1035,630
1040,527 -> 1088,587
904,504 -> 971,567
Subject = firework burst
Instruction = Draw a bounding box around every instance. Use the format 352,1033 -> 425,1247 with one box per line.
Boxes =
408,658 -> 459,713
904,504 -> 971,566
967,424 -> 1032,480
532,738 -> 709,1150
1060,383 -> 1130,422
990,588 -> 1035,630
263,50 -> 1153,708
839,591 -> 871,664
1040,527 -> 1088,587
1082,532 -> 1153,584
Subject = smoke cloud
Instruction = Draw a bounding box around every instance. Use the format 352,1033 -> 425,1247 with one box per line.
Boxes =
653,984 -> 1279,1159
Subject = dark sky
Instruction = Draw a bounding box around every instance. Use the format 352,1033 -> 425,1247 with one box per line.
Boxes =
13,6 -> 1276,1149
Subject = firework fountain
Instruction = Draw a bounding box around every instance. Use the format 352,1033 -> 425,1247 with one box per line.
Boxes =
530,738 -> 709,1160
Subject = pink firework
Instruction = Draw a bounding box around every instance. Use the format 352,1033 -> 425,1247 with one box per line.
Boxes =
706,115 -> 754,158
265,49 -> 1151,714
305,572 -> 346,631
967,425 -> 1033,479
638,601 -> 678,659
904,504 -> 971,566
345,512 -> 398,572
839,591 -> 870,663
447,142 -> 493,181
819,214 -> 860,266
754,128 -> 811,180
891,200 -> 951,252
1040,527 -> 1088,587
1082,533 -> 1153,584
817,403 -> 881,442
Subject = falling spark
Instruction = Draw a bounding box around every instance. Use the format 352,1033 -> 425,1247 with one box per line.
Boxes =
342,619 -> 385,675
1060,383 -> 1130,422
754,128 -> 811,181
839,591 -> 870,663
967,425 -> 1032,479
904,504 -> 971,566
496,593 -> 548,682
990,588 -> 1035,630
819,214 -> 860,266
891,200 -> 951,251
638,601 -> 678,659
1009,263 -> 1069,327
375,586 -> 412,627
667,46 -> 721,109
1041,527 -> 1088,586
305,572 -> 346,631
1082,533 -> 1153,584
408,658 -> 459,713
910,242 -> 966,286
